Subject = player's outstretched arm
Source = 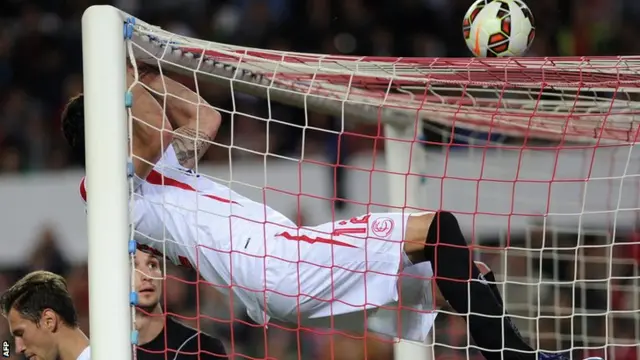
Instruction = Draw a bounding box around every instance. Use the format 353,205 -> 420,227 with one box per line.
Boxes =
128,68 -> 173,178
137,66 -> 221,169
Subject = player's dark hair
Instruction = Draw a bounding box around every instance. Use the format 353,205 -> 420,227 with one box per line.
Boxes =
61,94 -> 86,166
0,271 -> 78,327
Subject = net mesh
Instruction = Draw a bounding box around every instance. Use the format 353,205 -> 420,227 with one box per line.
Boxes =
123,13 -> 640,360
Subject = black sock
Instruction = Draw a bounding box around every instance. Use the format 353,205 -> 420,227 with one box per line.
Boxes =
481,270 -> 528,356
425,212 -> 535,360
484,271 -> 506,307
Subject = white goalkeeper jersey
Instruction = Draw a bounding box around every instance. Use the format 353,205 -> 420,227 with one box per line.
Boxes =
79,146 -> 295,324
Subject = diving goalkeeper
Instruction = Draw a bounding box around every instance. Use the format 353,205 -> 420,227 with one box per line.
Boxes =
62,66 -> 570,360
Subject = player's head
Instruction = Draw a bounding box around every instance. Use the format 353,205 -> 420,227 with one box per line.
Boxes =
134,250 -> 163,312
0,271 -> 78,360
60,94 -> 86,166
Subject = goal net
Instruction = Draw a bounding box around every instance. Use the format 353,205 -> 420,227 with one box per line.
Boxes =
83,6 -> 640,360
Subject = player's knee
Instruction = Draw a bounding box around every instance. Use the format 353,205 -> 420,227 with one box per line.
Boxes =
404,211 -> 465,263
425,211 -> 464,246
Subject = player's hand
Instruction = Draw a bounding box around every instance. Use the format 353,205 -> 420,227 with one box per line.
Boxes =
126,62 -> 158,82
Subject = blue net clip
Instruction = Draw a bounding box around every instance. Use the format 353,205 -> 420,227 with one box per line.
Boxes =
123,17 -> 135,40
128,240 -> 137,254
126,161 -> 134,178
129,291 -> 138,306
130,330 -> 139,345
124,91 -> 133,108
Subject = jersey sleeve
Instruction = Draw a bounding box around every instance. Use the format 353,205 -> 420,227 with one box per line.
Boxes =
79,144 -> 182,204
156,144 -> 183,170
132,179 -> 205,269
80,173 -> 194,269
78,176 -> 144,204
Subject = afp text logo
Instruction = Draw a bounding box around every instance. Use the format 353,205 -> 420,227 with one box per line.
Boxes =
2,340 -> 9,358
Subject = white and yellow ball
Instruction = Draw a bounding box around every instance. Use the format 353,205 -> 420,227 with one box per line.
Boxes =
463,0 -> 535,57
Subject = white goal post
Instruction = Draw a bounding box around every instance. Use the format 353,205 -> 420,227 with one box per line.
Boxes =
82,4 -> 640,360
82,6 -> 131,360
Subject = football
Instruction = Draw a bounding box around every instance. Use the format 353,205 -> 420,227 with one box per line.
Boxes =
463,0 -> 535,57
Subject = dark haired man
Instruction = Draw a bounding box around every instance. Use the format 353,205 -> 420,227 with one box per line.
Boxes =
133,250 -> 227,360
0,270 -> 90,360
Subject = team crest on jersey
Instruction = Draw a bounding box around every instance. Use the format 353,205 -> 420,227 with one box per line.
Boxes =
371,217 -> 394,238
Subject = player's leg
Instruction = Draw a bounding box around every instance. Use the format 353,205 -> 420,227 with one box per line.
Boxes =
433,261 -> 493,309
433,261 -> 531,360
403,211 -> 561,360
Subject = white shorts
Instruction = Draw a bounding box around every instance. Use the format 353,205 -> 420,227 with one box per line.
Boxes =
262,212 -> 437,341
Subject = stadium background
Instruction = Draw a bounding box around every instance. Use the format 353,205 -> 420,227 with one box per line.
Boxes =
1,0 -> 640,359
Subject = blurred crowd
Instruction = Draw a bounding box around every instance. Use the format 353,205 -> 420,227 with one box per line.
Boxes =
2,0 -> 640,173
1,0 -> 640,359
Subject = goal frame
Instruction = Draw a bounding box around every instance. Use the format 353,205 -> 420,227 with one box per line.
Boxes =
82,6 -> 131,360
80,4 -> 450,360
81,4 -> 434,359
79,3 -> 640,358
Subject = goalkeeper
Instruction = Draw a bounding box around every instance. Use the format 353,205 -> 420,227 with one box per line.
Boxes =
62,66 -> 570,360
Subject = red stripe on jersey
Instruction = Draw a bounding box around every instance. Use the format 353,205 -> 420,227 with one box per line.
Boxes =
145,170 -> 239,205
80,177 -> 87,202
275,231 -> 357,248
78,170 -> 239,205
